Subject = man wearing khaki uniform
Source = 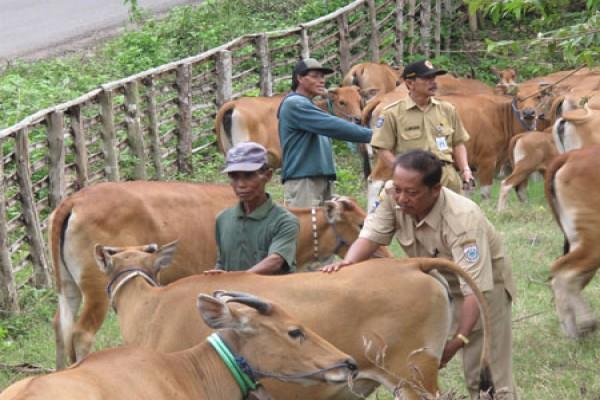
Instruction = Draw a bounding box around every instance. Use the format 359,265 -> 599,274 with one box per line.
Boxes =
322,150 -> 517,399
371,59 -> 473,194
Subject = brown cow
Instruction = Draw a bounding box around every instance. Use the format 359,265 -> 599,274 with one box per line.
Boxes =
341,62 -> 402,100
491,67 -> 517,90
497,130 -> 558,212
93,242 -> 494,400
552,104 -> 600,153
0,291 -> 356,400
544,145 -> 600,338
49,182 -> 384,369
215,86 -> 364,169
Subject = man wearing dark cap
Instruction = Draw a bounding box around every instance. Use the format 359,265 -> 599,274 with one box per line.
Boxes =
278,58 -> 372,207
370,59 -> 474,194
207,141 -> 299,274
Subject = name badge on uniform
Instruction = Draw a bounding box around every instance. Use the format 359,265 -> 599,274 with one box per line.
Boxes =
463,242 -> 480,263
375,116 -> 385,128
436,136 -> 448,151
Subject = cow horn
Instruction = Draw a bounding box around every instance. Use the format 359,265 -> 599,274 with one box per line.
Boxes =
213,290 -> 272,315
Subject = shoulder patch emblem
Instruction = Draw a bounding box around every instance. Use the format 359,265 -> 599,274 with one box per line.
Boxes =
463,243 -> 480,263
375,116 -> 385,128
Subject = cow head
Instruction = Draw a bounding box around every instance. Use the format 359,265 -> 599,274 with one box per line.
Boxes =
95,241 -> 178,282
510,83 -> 557,131
197,291 -> 357,385
327,86 -> 363,124
491,66 -> 517,90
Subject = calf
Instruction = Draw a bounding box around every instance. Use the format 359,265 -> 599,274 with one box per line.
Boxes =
49,182 -> 383,369
93,242 -> 494,400
544,145 -> 600,338
0,291 -> 355,400
497,130 -> 558,212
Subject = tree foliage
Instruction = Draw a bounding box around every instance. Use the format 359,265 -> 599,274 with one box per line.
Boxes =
467,0 -> 600,67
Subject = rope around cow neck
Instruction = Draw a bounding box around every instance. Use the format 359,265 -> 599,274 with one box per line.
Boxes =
105,268 -> 160,312
207,333 -> 258,399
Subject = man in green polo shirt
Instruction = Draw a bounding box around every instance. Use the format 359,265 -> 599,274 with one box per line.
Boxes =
209,141 -> 299,274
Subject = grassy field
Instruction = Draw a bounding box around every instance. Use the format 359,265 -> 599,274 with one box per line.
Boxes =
1,149 -> 599,398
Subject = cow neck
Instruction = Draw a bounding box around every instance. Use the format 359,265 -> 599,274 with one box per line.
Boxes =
105,268 -> 160,312
207,333 -> 259,399
309,207 -> 350,263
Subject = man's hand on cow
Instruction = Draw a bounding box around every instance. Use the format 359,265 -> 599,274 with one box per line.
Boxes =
439,338 -> 463,369
203,269 -> 226,275
320,260 -> 353,273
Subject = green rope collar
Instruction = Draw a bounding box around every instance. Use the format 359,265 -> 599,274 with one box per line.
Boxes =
207,333 -> 258,398
327,97 -> 335,116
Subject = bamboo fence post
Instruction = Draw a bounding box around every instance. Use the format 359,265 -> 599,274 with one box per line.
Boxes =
434,0 -> 441,57
366,0 -> 380,62
256,34 -> 273,97
300,27 -> 310,59
420,0 -> 431,57
99,90 -> 120,181
15,128 -> 51,288
143,76 -> 163,180
0,142 -> 18,313
337,13 -> 351,75
216,50 -> 233,108
408,0 -> 416,56
124,80 -> 147,180
47,110 -> 65,209
68,106 -> 89,190
175,64 -> 193,175
444,0 -> 453,51
395,0 -> 405,66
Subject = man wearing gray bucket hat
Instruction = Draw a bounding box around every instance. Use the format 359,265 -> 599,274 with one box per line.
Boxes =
278,58 -> 373,207
206,141 -> 299,274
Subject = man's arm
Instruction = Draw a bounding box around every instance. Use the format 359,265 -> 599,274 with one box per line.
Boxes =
375,148 -> 396,170
321,237 -> 380,272
440,294 -> 480,367
453,143 -> 474,183
283,98 -> 372,143
246,253 -> 287,275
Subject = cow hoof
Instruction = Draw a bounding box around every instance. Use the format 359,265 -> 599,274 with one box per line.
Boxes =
576,316 -> 598,337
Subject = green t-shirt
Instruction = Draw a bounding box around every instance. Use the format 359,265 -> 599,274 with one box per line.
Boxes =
215,195 -> 299,273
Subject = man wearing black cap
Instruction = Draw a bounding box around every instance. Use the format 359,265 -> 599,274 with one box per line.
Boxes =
278,58 -> 372,207
370,59 -> 474,194
206,141 -> 299,275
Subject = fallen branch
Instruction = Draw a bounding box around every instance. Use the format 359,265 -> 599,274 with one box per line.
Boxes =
0,362 -> 54,374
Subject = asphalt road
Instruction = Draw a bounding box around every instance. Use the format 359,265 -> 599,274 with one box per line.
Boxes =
0,0 -> 197,60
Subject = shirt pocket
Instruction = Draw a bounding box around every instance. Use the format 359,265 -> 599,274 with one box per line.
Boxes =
399,127 -> 423,141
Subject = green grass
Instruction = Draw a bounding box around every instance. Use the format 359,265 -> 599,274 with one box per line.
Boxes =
2,149 -> 600,399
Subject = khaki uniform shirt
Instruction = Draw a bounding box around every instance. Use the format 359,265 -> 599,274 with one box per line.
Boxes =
371,96 -> 470,164
360,184 -> 515,299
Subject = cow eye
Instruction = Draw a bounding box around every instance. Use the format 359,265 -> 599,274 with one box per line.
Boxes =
339,100 -> 346,106
288,328 -> 305,340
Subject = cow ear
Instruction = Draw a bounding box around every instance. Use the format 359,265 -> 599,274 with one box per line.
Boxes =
327,88 -> 339,100
94,244 -> 115,274
154,240 -> 177,271
197,293 -> 241,330
490,66 -> 498,76
324,200 -> 341,224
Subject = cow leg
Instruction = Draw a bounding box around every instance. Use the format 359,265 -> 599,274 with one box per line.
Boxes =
367,179 -> 385,213
476,164 -> 495,200
569,269 -> 598,337
72,287 -> 109,362
515,179 -> 529,203
551,246 -> 600,338
497,180 -> 513,212
391,353 -> 440,400
54,274 -> 82,369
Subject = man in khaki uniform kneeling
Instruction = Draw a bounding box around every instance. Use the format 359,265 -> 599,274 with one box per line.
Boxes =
322,149 -> 517,399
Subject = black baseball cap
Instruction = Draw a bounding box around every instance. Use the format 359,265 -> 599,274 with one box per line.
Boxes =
402,60 -> 447,79
293,58 -> 334,76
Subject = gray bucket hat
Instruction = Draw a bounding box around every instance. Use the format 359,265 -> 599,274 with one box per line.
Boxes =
222,142 -> 268,173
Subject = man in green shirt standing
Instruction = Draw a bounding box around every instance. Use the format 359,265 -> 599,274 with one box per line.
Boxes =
208,141 -> 299,274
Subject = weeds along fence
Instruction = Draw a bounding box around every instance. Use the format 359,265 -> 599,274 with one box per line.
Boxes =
0,0 -> 461,313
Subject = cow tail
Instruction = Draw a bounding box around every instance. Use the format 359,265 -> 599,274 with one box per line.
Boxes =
415,257 -> 495,395
49,198 -> 75,291
214,101 -> 237,152
507,132 -> 526,168
544,153 -> 571,256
